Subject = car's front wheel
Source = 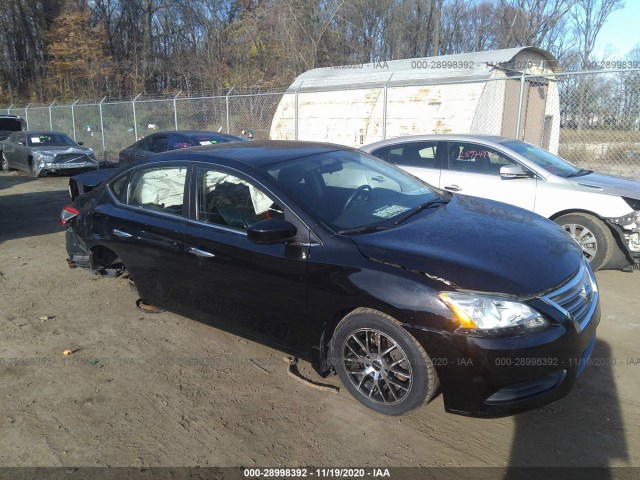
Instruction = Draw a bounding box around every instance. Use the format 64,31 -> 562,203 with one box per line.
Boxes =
29,157 -> 40,178
331,308 -> 439,415
555,213 -> 614,270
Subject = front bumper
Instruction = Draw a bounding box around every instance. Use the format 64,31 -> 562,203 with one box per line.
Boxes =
407,302 -> 599,417
40,161 -> 99,175
406,263 -> 601,418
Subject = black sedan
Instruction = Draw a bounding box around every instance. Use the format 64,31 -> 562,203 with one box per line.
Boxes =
119,130 -> 245,167
61,141 -> 599,417
68,131 -> 245,199
2,131 -> 100,177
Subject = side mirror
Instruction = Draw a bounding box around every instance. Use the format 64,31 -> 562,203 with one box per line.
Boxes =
78,141 -> 84,146
17,141 -> 24,146
500,164 -> 531,179
247,218 -> 296,245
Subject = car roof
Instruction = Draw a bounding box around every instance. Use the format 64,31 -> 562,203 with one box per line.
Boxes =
23,131 -> 69,136
146,130 -> 242,139
361,134 -> 517,150
153,140 -> 350,168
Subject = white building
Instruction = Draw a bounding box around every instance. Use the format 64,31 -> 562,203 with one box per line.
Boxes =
270,47 -> 561,152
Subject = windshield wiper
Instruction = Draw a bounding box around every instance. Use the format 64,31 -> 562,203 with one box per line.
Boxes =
570,168 -> 593,177
337,224 -> 395,235
393,198 -> 450,225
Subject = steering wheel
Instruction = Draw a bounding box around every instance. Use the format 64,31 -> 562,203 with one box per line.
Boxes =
342,185 -> 372,213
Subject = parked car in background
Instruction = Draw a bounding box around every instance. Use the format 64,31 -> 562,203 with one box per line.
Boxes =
2,131 -> 100,177
68,131 -> 246,199
61,141 -> 599,417
119,130 -> 245,166
362,135 -> 640,271
0,115 -> 26,143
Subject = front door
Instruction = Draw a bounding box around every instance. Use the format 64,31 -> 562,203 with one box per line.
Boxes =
439,141 -> 537,211
183,165 -> 311,352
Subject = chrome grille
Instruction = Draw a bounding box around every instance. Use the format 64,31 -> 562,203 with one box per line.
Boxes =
542,260 -> 598,333
54,153 -> 95,164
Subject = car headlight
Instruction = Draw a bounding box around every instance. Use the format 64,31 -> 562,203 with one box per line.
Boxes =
438,292 -> 549,334
34,152 -> 55,165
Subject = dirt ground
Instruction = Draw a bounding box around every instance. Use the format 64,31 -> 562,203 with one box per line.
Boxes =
1,172 -> 639,471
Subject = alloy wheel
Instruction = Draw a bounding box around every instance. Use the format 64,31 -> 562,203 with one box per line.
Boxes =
563,223 -> 597,260
341,328 -> 413,405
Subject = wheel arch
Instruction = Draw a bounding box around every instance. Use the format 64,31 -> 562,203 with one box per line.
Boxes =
313,303 -> 417,376
550,209 -> 633,269
89,244 -> 125,274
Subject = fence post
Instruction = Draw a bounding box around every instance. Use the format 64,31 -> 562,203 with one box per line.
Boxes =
24,104 -> 31,129
71,100 -> 79,141
382,73 -> 394,141
7,104 -> 12,114
98,96 -> 107,160
173,90 -> 181,130
515,72 -> 525,139
132,93 -> 141,141
48,101 -> 55,130
225,86 -> 235,134
294,81 -> 304,141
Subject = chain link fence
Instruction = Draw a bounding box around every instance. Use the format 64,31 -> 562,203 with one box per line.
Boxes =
3,69 -> 639,177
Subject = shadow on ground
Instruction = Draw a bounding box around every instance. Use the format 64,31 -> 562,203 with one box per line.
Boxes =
0,183 -> 70,243
505,339 -> 627,479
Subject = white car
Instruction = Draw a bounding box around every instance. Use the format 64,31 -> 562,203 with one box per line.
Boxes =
361,135 -> 640,270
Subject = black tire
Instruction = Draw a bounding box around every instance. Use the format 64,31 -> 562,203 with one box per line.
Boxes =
330,308 -> 439,415
555,213 -> 614,271
1,152 -> 10,171
29,157 -> 39,178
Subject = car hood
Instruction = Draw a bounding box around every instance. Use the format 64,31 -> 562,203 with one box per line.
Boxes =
351,195 -> 583,297
568,172 -> 640,200
32,146 -> 95,155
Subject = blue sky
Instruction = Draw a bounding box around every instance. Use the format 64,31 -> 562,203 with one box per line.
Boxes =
594,1 -> 640,58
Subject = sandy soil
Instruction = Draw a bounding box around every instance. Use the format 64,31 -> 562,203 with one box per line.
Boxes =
1,172 -> 639,471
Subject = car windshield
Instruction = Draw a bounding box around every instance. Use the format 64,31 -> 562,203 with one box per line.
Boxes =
263,149 -> 445,232
187,134 -> 245,145
504,140 -> 583,178
27,133 -> 77,147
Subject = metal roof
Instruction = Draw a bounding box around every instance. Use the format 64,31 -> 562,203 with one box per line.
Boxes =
289,47 -> 560,92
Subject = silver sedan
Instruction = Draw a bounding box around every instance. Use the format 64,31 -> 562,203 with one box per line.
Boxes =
362,134 -> 640,270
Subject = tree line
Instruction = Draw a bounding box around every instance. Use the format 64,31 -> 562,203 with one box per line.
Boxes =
0,0 -> 628,103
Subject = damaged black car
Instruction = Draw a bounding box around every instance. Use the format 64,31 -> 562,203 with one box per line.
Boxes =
61,141 -> 600,417
2,131 -> 100,177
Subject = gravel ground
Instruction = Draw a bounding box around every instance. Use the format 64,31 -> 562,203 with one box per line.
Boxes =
1,172 -> 638,473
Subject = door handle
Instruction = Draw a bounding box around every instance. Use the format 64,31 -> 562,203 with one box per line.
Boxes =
371,175 -> 385,182
112,229 -> 133,238
188,247 -> 215,258
444,184 -> 462,192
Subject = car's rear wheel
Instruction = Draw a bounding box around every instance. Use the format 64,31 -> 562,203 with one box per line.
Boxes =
1,153 -> 11,171
555,213 -> 614,270
331,308 -> 439,415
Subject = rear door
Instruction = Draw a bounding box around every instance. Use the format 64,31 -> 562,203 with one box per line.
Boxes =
96,163 -> 190,308
439,141 -> 537,211
369,141 -> 442,187
3,133 -> 21,166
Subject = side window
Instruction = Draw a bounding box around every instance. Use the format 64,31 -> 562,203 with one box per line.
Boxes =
168,134 -> 192,150
370,146 -> 389,162
447,142 -> 517,175
147,136 -> 169,153
108,174 -> 128,202
197,168 -> 284,231
126,167 -> 187,216
388,142 -> 438,168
